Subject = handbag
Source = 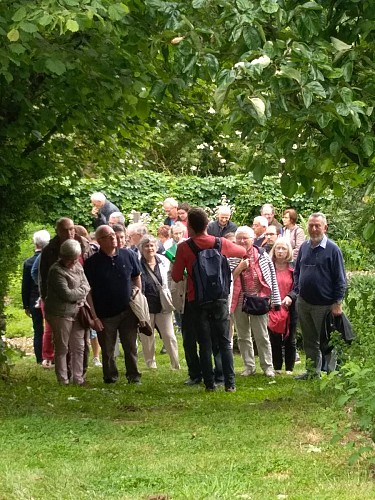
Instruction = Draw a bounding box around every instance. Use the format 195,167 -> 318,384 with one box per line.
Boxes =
144,262 -> 175,314
240,274 -> 270,316
77,302 -> 96,329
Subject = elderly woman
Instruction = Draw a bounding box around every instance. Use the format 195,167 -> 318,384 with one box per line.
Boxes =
231,226 -> 281,378
138,235 -> 180,369
281,208 -> 305,262
44,240 -> 91,385
268,238 -> 297,374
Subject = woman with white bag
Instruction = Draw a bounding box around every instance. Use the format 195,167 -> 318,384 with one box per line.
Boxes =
138,235 -> 180,369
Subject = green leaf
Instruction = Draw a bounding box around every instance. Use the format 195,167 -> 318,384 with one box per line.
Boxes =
108,3 -> 130,21
150,81 -> 166,102
260,0 -> 279,14
183,55 -> 197,74
335,103 -> 349,116
214,85 -> 229,110
203,54 -> 219,81
343,62 -> 353,82
136,100 -> 150,120
339,87 -> 352,104
279,65 -> 301,84
280,173 -> 298,197
305,81 -> 326,98
236,0 -> 252,10
301,1 -> 322,10
19,22 -> 38,33
12,7 -> 27,22
252,160 -> 267,183
332,183 -> 343,197
192,0 -> 207,7
9,43 -> 26,55
38,14 -> 53,26
302,88 -> 313,108
330,141 -> 340,155
317,112 -> 331,128
7,29 -> 20,42
45,58 -> 67,75
363,223 -> 375,240
331,37 -> 352,52
66,20 -> 80,32
361,136 -> 373,158
249,97 -> 265,118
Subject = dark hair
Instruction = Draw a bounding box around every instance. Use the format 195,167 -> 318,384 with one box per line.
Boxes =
157,225 -> 170,239
112,223 -> 126,233
178,202 -> 191,212
283,208 -> 298,224
188,207 -> 208,233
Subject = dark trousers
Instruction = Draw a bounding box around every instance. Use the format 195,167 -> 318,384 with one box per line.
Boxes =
182,302 -> 223,383
30,304 -> 44,364
183,299 -> 234,389
268,330 -> 296,371
97,307 -> 140,383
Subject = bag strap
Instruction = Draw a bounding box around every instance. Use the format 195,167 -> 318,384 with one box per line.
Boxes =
187,237 -> 222,255
144,262 -> 162,290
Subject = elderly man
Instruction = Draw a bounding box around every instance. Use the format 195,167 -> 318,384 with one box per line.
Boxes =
261,204 -> 282,233
293,213 -> 347,379
207,205 -> 237,237
84,225 -> 142,384
252,216 -> 268,247
90,192 -> 120,228
163,197 -> 179,226
38,218 -> 93,368
22,229 -> 50,364
108,212 -> 125,226
127,223 -> 147,254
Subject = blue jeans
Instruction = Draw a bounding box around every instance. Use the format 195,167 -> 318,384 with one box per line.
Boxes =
184,299 -> 234,389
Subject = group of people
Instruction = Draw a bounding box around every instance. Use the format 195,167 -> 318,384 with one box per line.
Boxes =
21,193 -> 347,390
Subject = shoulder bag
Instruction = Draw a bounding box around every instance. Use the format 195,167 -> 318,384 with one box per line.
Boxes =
145,263 -> 175,314
240,273 -> 270,316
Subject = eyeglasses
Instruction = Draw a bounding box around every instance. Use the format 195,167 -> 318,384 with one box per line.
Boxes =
265,233 -> 276,237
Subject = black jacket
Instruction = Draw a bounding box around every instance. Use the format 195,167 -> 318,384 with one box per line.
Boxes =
320,311 -> 355,355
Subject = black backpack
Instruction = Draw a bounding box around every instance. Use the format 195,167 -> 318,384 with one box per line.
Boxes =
187,237 -> 231,304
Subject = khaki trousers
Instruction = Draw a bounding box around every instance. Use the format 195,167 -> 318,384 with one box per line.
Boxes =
233,304 -> 273,373
140,312 -> 180,369
46,315 -> 85,385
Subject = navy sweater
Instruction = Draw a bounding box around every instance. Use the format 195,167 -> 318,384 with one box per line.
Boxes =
293,238 -> 346,305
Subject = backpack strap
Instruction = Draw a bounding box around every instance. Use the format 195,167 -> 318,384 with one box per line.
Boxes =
186,237 -> 222,254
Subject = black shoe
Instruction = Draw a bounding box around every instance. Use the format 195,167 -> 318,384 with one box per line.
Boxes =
184,377 -> 201,386
128,379 -> 141,385
225,386 -> 236,393
160,345 -> 167,354
103,378 -> 118,384
205,385 -> 217,392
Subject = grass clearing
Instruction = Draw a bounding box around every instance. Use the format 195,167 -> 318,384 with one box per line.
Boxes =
1,339 -> 374,500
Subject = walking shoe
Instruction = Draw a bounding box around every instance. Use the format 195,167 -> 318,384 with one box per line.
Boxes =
285,371 -> 293,375
264,369 -> 275,378
160,345 -> 167,354
241,368 -> 256,376
294,372 -> 320,381
42,360 -> 53,369
225,386 -> 236,393
92,357 -> 102,367
205,385 -> 217,392
184,377 -> 202,386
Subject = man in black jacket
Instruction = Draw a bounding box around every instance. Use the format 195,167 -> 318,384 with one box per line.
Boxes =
207,205 -> 237,237
90,192 -> 120,228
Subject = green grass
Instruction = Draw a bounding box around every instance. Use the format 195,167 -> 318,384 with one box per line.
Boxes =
1,340 -> 374,500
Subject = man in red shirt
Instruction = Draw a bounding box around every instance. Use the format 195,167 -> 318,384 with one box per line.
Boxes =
172,208 -> 246,392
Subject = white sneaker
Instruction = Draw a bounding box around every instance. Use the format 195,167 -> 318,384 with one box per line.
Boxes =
92,357 -> 102,367
264,369 -> 275,378
286,371 -> 293,375
42,360 -> 53,369
241,368 -> 256,376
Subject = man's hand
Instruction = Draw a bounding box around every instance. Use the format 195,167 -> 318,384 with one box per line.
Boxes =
282,296 -> 292,308
91,206 -> 99,216
331,303 -> 343,316
93,318 -> 104,332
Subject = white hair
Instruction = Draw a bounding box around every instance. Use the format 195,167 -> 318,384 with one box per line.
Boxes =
90,192 -> 106,203
163,197 -> 178,208
309,212 -> 327,225
33,230 -> 50,249
235,226 -> 254,238
170,222 -> 186,234
59,239 -> 81,259
261,203 -> 274,215
109,212 -> 125,224
253,216 -> 268,228
217,205 -> 231,215
127,223 -> 147,236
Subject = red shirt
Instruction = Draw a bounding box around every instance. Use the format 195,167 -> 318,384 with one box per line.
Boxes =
171,234 -> 246,302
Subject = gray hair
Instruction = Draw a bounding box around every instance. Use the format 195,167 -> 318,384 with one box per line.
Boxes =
59,239 -> 81,259
309,212 -> 327,225
253,216 -> 268,228
127,223 -> 147,236
109,211 -> 125,224
261,203 -> 275,215
90,192 -> 106,203
217,205 -> 231,215
138,234 -> 158,254
235,226 -> 254,238
170,222 -> 186,234
33,230 -> 50,249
